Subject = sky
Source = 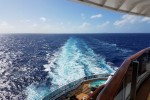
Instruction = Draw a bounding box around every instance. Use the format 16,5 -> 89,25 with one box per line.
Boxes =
0,0 -> 150,33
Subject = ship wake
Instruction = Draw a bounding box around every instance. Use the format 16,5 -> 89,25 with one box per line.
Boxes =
26,37 -> 114,100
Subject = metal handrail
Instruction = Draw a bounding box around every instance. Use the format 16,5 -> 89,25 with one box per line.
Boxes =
43,74 -> 109,100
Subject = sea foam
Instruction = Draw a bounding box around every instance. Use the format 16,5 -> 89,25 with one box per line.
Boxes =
26,37 -> 114,99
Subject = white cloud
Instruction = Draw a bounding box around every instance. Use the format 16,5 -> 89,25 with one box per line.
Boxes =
40,17 -> 47,22
0,21 -> 14,33
0,19 -> 94,33
79,22 -> 91,28
141,17 -> 150,23
91,14 -> 102,19
0,21 -> 8,26
97,21 -> 110,28
114,14 -> 150,27
0,20 -> 74,33
114,14 -> 140,26
0,20 -> 102,33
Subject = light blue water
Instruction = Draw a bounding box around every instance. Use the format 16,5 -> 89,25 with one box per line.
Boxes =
90,80 -> 106,88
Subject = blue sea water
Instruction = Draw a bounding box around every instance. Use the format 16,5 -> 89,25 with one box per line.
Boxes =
0,33 -> 150,100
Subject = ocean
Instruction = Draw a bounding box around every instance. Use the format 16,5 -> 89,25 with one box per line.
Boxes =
0,33 -> 150,100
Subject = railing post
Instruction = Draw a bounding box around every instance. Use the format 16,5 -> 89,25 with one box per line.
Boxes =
130,61 -> 139,100
138,56 -> 143,75
148,51 -> 150,61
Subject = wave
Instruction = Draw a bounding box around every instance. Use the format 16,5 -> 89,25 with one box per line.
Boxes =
26,37 -> 114,99
90,38 -> 133,53
0,51 -> 25,100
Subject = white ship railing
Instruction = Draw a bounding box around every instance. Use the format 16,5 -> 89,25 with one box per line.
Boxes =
42,74 -> 109,100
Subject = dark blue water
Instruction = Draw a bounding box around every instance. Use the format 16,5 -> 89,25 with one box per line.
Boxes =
0,34 -> 149,100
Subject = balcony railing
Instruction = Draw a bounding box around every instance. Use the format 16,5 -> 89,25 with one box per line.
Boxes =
43,74 -> 109,100
97,47 -> 150,100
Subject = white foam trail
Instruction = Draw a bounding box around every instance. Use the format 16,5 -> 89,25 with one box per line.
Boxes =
45,37 -> 114,88
26,84 -> 50,100
26,37 -> 114,99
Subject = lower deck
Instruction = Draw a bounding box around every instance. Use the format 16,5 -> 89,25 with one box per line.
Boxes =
58,78 -> 107,100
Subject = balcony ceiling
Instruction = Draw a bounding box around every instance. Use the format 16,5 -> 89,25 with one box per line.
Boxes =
73,0 -> 150,17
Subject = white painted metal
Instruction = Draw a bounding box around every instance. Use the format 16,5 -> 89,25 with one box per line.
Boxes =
73,0 -> 150,17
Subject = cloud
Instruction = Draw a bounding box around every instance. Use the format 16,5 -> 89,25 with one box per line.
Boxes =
91,14 -> 102,19
114,14 -> 150,27
141,17 -> 150,23
0,21 -> 14,33
79,22 -> 91,28
0,20 -> 86,33
97,21 -> 110,28
113,14 -> 140,26
40,17 -> 47,22
0,21 -> 8,26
